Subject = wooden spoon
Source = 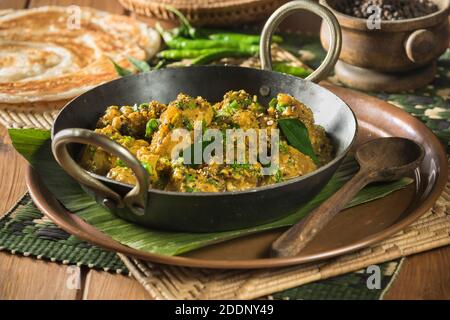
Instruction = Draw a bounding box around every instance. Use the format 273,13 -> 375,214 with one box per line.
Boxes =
271,137 -> 425,258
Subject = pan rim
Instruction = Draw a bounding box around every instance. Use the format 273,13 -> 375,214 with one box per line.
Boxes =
51,65 -> 358,197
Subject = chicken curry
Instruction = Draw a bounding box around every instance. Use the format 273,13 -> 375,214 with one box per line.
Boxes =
81,90 -> 333,192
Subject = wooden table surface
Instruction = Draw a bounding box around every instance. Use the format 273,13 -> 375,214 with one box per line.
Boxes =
0,0 -> 449,300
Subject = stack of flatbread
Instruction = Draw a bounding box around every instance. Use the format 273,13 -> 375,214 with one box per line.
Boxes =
0,6 -> 161,112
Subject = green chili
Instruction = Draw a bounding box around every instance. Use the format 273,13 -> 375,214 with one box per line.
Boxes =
273,63 -> 312,78
160,6 -> 284,52
191,47 -> 259,65
158,48 -> 229,60
208,33 -> 283,44
155,23 -> 175,43
160,46 -> 258,62
165,5 -> 197,38
166,38 -> 260,51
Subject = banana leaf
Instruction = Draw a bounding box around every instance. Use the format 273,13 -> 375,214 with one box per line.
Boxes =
9,128 -> 413,256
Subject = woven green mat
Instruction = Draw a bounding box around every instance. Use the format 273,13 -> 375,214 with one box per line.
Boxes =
0,36 -> 448,299
0,195 -> 127,272
272,260 -> 403,300
0,193 -> 403,299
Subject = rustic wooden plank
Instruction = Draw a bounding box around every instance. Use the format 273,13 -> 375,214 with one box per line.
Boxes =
0,0 -> 118,301
384,247 -> 450,300
29,0 -> 125,13
0,253 -> 81,299
0,124 -> 78,300
26,0 -> 141,300
25,0 -> 151,300
0,0 -> 28,10
21,0 -> 144,301
83,270 -> 152,300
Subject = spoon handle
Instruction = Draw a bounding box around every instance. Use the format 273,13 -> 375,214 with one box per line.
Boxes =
271,169 -> 371,258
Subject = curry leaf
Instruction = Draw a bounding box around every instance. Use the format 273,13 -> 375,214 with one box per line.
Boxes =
278,118 -> 319,165
110,59 -> 133,77
127,56 -> 151,73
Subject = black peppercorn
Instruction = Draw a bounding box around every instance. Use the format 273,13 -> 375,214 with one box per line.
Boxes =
334,0 -> 439,20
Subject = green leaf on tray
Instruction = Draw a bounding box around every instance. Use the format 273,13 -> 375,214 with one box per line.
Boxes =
278,118 -> 320,165
9,128 -> 51,163
8,128 -> 413,256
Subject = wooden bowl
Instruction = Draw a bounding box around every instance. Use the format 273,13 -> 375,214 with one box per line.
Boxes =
320,0 -> 449,72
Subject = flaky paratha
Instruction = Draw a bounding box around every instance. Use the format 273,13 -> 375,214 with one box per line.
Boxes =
0,6 -> 161,105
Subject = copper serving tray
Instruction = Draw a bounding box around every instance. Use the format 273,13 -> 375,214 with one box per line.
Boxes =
26,85 -> 447,269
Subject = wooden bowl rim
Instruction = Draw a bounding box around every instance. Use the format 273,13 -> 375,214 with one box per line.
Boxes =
320,0 -> 450,32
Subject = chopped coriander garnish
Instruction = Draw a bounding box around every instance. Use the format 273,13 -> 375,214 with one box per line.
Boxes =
177,100 -> 197,110
274,169 -> 283,183
185,174 -> 195,182
279,141 -> 289,153
116,158 -> 126,167
217,100 -> 240,117
269,98 -> 277,109
183,117 -> 193,130
145,119 -> 159,138
229,100 -> 239,110
139,103 -> 149,110
122,136 -> 134,145
207,178 -> 219,186
141,162 -> 153,175
276,102 -> 289,113
184,186 -> 196,193
243,98 -> 252,107
230,162 -> 251,170
255,102 -> 266,112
